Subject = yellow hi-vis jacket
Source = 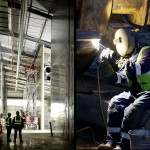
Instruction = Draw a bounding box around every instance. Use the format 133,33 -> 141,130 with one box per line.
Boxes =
5,117 -> 12,129
13,116 -> 23,129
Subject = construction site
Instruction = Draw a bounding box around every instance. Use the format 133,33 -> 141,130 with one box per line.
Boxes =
0,0 -> 74,149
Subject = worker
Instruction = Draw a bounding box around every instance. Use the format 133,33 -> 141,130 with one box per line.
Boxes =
5,112 -> 12,142
0,113 -> 5,142
97,28 -> 150,150
20,110 -> 26,128
12,111 -> 24,143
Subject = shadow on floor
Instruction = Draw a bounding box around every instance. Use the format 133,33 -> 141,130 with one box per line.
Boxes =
0,133 -> 74,150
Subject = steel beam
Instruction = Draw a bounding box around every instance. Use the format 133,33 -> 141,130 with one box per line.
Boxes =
2,57 -> 26,66
5,78 -> 25,85
25,34 -> 51,48
4,66 -> 25,75
8,0 -> 53,19
7,87 -> 23,91
5,73 -> 27,81
6,83 -> 25,88
0,31 -> 51,48
5,77 -> 26,83
1,45 -> 34,57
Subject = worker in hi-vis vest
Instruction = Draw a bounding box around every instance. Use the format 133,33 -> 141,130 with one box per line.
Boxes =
5,112 -> 12,142
12,111 -> 24,143
97,28 -> 150,150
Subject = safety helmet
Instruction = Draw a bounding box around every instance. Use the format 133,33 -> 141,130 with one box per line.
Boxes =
16,111 -> 19,115
113,28 -> 135,56
8,112 -> 11,117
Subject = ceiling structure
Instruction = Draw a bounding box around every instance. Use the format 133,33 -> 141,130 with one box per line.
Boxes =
0,0 -> 57,98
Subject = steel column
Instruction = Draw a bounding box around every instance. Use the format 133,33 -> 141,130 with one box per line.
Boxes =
40,45 -> 45,130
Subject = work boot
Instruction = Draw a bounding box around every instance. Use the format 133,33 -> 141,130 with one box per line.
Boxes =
98,142 -> 114,150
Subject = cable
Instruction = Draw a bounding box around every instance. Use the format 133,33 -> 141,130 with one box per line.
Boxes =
97,65 -> 108,144
77,126 -> 99,145
76,52 -> 109,147
76,66 -> 108,146
99,43 -> 107,49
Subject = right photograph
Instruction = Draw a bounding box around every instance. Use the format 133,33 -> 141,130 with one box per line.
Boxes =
76,0 -> 150,150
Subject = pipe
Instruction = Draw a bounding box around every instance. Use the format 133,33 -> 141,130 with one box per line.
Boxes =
15,0 -> 29,91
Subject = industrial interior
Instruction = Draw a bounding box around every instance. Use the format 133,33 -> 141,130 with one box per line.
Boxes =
0,0 -> 74,149
76,0 -> 150,149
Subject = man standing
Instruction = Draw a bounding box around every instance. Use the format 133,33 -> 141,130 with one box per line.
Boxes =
12,111 -> 24,143
5,112 -> 12,142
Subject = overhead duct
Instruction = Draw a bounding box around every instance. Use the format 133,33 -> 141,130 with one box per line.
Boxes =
15,0 -> 29,91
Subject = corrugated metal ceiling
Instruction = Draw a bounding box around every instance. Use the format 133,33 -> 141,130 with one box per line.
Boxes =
0,0 -> 56,95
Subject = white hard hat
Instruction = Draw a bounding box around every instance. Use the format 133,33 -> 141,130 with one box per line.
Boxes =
113,28 -> 135,56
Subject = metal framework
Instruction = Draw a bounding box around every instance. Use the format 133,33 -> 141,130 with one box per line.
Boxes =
8,0 -> 53,19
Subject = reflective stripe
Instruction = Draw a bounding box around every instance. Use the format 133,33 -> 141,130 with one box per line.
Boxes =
125,71 -> 132,87
15,116 -> 21,122
135,63 -> 141,75
6,118 -> 10,126
14,116 -> 21,125
125,71 -> 129,82
108,127 -> 121,133
137,74 -> 150,91
116,73 -> 121,83
135,63 -> 150,90
137,46 -> 150,62
120,131 -> 130,139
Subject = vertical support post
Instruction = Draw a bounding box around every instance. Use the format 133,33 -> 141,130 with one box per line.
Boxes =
49,122 -> 53,136
68,45 -> 74,141
34,92 -> 37,116
0,44 -> 3,114
40,45 -> 45,130
66,0 -> 74,140
3,86 -> 7,115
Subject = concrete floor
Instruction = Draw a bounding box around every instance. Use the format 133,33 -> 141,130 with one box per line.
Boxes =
0,130 -> 74,150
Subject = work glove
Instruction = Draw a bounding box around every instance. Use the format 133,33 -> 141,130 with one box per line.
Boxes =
99,61 -> 115,78
97,48 -> 117,65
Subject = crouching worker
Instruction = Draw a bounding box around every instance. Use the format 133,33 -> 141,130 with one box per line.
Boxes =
97,28 -> 150,150
12,111 -> 24,143
5,113 -> 12,142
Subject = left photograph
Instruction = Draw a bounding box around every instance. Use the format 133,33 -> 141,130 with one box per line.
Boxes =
0,0 -> 74,149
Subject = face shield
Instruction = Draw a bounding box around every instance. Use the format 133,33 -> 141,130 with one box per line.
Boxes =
113,28 -> 135,57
